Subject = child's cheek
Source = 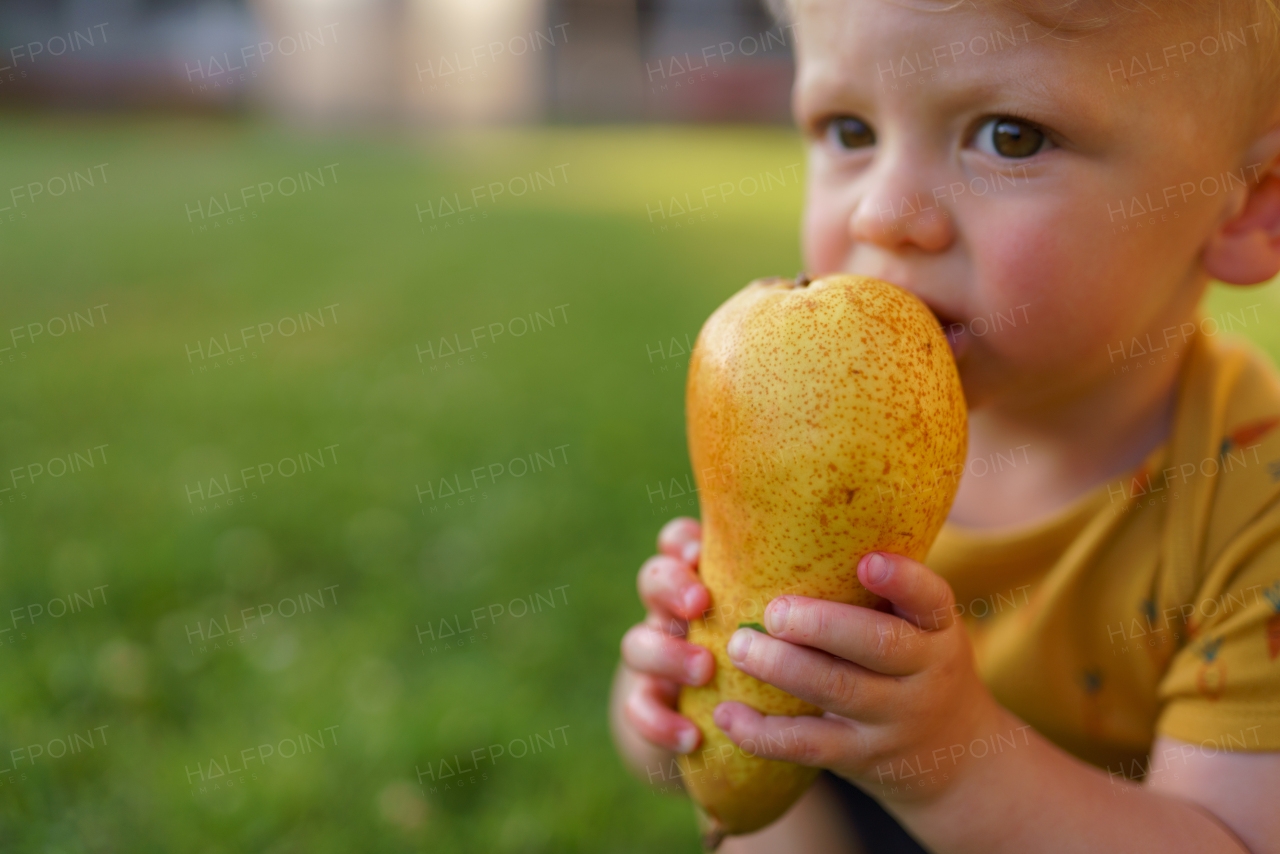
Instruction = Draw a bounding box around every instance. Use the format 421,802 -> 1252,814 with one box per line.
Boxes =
972,215 -> 1106,362
802,187 -> 850,276
982,196 -> 1143,362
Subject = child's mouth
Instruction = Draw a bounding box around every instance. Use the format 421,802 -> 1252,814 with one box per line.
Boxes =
927,305 -> 969,360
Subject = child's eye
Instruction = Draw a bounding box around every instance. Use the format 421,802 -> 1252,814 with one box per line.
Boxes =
825,115 -> 876,150
972,117 -> 1051,158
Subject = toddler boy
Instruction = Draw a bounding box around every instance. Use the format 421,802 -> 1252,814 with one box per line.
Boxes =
611,1 -> 1280,851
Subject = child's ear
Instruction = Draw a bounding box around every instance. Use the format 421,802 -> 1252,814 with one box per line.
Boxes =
1202,126 -> 1280,285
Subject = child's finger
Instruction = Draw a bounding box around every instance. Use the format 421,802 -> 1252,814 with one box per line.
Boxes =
624,673 -> 702,754
763,596 -> 930,675
638,554 -> 709,621
657,516 -> 702,565
621,622 -> 715,686
856,552 -> 957,631
725,626 -> 896,720
711,701 -> 858,768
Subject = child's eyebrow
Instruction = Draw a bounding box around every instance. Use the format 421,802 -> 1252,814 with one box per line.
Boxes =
796,55 -> 1109,135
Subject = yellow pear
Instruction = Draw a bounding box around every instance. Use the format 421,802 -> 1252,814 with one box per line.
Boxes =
677,273 -> 967,847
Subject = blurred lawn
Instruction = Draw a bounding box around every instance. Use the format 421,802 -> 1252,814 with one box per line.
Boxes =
0,114 -> 813,853
0,114 -> 1277,853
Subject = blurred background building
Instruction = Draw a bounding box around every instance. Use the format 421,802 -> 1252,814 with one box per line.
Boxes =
0,0 -> 794,123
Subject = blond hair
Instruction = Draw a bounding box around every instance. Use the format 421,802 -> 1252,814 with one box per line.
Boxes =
767,0 -> 1280,120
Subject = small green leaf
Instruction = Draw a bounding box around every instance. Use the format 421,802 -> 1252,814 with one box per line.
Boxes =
737,621 -> 767,633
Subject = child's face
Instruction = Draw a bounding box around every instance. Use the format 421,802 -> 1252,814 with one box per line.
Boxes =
793,0 -> 1260,410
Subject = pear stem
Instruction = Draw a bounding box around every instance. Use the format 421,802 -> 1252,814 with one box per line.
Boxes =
693,802 -> 728,851
795,272 -> 810,287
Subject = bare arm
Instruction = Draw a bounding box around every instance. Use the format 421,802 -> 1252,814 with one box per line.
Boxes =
887,707 -> 1276,854
1144,734 -> 1280,854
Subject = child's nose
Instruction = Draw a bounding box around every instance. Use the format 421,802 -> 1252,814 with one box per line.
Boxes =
848,162 -> 956,254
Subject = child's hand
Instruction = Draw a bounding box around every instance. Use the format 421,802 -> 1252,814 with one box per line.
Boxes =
617,516 -> 714,755
711,551 -> 1006,805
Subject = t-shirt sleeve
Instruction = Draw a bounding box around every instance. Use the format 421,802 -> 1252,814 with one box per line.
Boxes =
1155,532 -> 1280,751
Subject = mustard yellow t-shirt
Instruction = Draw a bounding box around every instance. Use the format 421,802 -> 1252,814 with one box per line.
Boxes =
927,324 -> 1280,778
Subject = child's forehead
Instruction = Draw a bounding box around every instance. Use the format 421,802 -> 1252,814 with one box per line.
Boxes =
791,0 -> 1199,50
789,0 -> 1234,28
789,0 -> 1261,108
791,0 -> 1126,91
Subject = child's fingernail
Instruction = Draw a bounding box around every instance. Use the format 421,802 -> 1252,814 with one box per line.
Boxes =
685,651 -> 711,684
727,629 -> 753,662
681,541 -> 700,563
676,726 -> 699,754
865,552 -> 890,584
766,598 -> 789,633
682,586 -> 703,614
712,705 -> 730,729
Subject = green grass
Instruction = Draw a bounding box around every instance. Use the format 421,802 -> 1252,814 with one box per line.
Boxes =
0,114 -> 812,853
0,113 -> 1277,853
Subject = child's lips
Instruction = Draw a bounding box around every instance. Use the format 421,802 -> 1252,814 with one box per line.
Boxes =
943,322 -> 969,359
927,305 -> 970,360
